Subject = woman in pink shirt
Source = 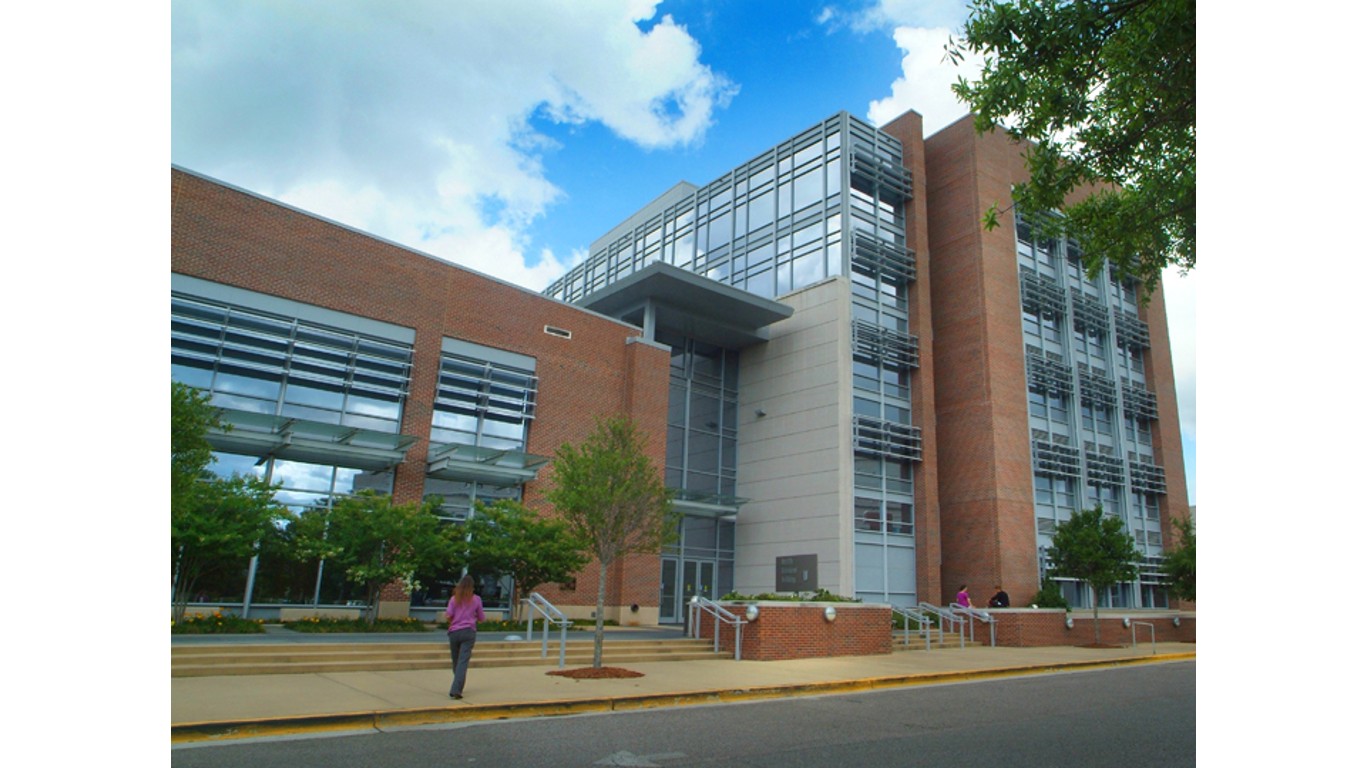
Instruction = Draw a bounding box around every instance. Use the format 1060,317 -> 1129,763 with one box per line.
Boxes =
445,575 -> 485,699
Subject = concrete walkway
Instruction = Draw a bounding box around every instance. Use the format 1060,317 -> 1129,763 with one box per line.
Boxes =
171,631 -> 1195,744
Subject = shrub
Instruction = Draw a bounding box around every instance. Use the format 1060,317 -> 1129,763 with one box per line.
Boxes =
720,589 -> 861,603
284,617 -> 435,633
171,611 -> 266,635
1032,580 -> 1070,610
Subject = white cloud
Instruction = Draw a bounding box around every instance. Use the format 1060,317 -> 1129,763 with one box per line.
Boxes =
171,0 -> 733,291
866,25 -> 981,136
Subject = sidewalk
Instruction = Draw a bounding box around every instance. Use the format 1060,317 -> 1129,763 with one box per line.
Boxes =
172,631 -> 1194,744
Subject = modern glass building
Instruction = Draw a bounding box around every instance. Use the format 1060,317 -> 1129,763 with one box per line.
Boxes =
545,112 -> 933,615
171,106 -> 1190,622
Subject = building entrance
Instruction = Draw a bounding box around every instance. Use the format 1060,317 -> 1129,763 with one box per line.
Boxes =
659,557 -> 716,624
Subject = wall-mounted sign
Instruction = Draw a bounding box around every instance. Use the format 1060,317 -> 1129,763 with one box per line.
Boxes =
776,554 -> 818,592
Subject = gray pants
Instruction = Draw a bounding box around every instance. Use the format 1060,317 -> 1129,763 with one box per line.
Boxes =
447,628 -> 477,696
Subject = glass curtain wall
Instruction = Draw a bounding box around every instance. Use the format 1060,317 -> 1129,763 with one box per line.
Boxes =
547,112 -> 923,609
1017,214 -> 1167,608
418,349 -> 539,610
171,292 -> 413,607
847,118 -> 919,607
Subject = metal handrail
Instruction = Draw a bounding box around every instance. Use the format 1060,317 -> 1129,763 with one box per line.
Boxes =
891,605 -> 934,651
687,596 -> 748,660
1130,620 -> 1156,654
951,604 -> 997,647
918,603 -> 966,648
523,592 -> 572,668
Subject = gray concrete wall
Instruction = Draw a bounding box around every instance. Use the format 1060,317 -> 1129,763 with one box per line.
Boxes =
734,277 -> 853,595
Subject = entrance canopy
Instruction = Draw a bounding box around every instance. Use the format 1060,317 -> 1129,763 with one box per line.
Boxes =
578,262 -> 792,349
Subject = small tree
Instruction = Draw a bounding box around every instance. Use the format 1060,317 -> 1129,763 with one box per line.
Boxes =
291,490 -> 463,624
171,381 -> 287,623
462,499 -> 590,622
1046,504 -> 1141,645
172,474 -> 286,622
1164,514 -> 1195,602
545,415 -> 676,667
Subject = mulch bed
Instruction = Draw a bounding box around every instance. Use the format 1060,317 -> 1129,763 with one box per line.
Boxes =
547,666 -> 645,679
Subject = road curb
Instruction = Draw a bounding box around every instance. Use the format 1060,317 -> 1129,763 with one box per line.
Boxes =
172,652 -> 1195,744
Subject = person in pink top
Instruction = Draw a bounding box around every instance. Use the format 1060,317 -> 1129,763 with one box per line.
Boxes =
445,574 -> 485,699
955,584 -> 973,608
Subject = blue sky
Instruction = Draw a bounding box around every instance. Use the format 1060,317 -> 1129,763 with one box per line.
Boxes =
169,0 -> 1194,503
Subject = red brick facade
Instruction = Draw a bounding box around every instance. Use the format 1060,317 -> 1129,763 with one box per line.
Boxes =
694,603 -> 893,661
916,117 -> 1192,608
171,167 -> 671,617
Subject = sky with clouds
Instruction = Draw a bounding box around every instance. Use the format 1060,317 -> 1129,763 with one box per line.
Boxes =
170,0 -> 1194,503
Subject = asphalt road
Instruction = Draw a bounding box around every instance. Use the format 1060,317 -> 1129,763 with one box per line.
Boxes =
172,660 -> 1195,767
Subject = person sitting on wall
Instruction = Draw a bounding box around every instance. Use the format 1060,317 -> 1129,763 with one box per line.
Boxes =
989,585 -> 1010,608
955,584 -> 972,608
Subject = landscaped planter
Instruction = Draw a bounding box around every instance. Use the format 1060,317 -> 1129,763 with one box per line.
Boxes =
693,601 -> 892,661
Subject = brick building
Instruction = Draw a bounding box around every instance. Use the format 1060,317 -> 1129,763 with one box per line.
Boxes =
171,106 -> 1190,622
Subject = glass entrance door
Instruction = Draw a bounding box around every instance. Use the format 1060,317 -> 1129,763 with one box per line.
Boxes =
660,557 -> 716,624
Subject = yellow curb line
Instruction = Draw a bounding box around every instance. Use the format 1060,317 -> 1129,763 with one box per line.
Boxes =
172,652 -> 1194,744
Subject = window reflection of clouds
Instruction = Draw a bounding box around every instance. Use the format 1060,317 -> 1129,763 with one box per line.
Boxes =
271,460 -> 335,493
208,452 -> 265,480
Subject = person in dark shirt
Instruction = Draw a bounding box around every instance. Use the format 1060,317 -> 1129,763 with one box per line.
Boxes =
988,585 -> 1010,608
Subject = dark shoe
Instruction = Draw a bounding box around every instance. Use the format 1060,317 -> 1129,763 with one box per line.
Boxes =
449,693 -> 462,700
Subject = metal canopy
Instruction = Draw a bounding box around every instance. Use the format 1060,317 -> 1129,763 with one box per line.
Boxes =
426,442 -> 551,487
208,408 -> 418,471
577,262 -> 793,349
670,490 -> 749,517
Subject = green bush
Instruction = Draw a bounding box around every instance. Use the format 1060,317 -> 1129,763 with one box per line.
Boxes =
1032,580 -> 1070,610
172,612 -> 266,634
284,617 -> 436,633
477,618 -> 617,632
721,589 -> 861,603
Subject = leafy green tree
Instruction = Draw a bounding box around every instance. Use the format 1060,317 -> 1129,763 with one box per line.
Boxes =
1164,514 -> 1195,602
1046,504 -> 1141,644
171,473 -> 286,623
545,415 -> 677,667
171,381 -> 219,519
949,0 -> 1195,295
462,499 -> 590,622
291,490 -> 463,624
171,381 -> 287,623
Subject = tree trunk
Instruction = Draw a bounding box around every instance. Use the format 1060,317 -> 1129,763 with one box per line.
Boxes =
593,560 -> 608,668
1091,584 -> 1101,645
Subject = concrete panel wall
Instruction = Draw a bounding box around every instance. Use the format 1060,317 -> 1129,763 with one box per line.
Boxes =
734,277 -> 852,595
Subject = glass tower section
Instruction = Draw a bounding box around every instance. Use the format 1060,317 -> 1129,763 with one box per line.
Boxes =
546,112 -> 921,609
1017,213 -> 1168,608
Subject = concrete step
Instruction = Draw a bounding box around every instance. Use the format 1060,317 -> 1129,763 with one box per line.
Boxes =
171,639 -> 726,677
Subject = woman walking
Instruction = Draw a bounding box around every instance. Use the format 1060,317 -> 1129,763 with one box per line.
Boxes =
445,574 -> 484,700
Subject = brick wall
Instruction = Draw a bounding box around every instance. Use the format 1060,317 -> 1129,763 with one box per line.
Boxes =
171,167 -> 671,617
989,610 -> 1195,646
694,602 -> 892,661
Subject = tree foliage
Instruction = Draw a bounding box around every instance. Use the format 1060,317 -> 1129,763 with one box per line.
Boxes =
545,415 -> 676,666
1164,514 -> 1195,602
1046,505 -> 1141,644
949,0 -> 1195,295
291,490 -> 463,623
171,381 -> 219,519
171,381 -> 286,622
462,499 -> 590,620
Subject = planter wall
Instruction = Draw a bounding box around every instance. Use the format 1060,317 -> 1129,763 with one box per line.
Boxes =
694,602 -> 892,661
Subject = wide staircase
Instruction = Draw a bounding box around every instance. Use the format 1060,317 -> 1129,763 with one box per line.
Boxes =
172,635 -> 727,678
